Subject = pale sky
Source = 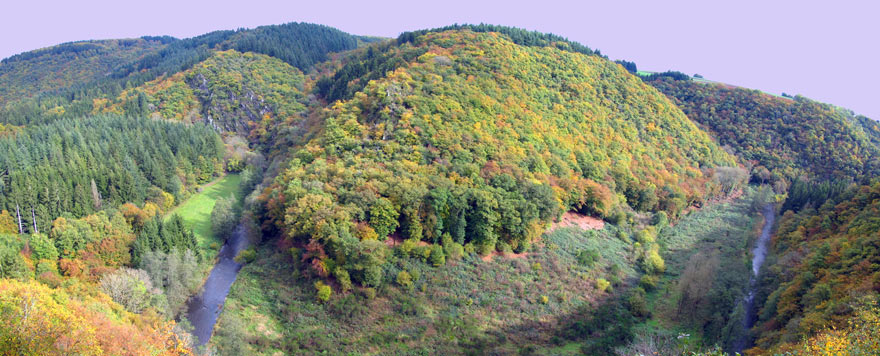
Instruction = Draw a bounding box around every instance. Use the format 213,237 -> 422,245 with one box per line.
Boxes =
2,0 -> 877,119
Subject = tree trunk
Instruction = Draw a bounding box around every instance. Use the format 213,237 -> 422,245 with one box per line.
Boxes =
16,204 -> 22,234
91,179 -> 102,210
31,208 -> 38,234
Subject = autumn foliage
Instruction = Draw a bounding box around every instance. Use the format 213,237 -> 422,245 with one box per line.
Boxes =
263,29 -> 736,288
752,182 -> 880,352
0,278 -> 191,356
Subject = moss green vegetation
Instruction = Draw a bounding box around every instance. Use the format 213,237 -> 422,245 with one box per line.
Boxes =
166,174 -> 241,253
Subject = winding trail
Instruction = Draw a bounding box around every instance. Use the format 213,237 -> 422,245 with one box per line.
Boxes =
184,223 -> 249,347
734,203 -> 775,352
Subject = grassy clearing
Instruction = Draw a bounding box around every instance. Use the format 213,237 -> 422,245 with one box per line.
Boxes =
166,174 -> 241,254
211,224 -> 637,355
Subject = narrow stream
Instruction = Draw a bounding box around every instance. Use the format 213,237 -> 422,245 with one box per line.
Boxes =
184,223 -> 249,347
734,203 -> 775,352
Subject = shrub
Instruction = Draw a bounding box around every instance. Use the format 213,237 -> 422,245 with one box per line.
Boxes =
596,278 -> 611,293
314,281 -> 332,302
643,247 -> 666,275
513,239 -> 531,253
363,287 -> 377,300
639,274 -> 659,291
463,243 -> 476,255
497,241 -> 512,254
429,245 -> 445,267
616,230 -> 631,243
443,235 -> 464,261
653,211 -> 669,228
635,227 -> 657,244
478,241 -> 495,256
417,245 -> 432,262
576,249 -> 600,267
363,265 -> 383,287
532,262 -> 542,271
396,270 -> 413,290
234,248 -> 256,264
540,295 -> 549,304
627,288 -> 650,318
610,210 -> 627,225
334,267 -> 352,292
398,239 -> 418,257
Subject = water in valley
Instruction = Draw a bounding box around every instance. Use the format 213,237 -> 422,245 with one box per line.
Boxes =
734,203 -> 775,352
184,224 -> 249,347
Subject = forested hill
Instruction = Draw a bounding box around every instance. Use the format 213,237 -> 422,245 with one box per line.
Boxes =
260,29 -> 737,289
316,24 -> 601,103
0,38 -> 168,106
0,22 -> 362,126
96,49 -> 309,142
646,76 -> 880,184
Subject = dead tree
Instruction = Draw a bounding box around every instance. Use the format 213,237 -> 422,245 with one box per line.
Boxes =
16,204 -> 22,234
31,208 -> 38,234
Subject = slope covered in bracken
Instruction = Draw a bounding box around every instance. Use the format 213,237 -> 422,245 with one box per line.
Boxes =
260,29 -> 737,287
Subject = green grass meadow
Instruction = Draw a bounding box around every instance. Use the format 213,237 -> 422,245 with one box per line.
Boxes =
166,173 -> 241,253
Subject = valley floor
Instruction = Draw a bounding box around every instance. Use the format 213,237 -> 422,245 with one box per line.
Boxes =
209,188 -> 768,355
212,219 -> 632,355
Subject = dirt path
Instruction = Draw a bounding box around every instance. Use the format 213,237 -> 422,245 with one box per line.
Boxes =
546,211 -> 605,233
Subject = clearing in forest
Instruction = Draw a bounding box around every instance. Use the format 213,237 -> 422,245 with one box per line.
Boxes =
166,174 -> 242,252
